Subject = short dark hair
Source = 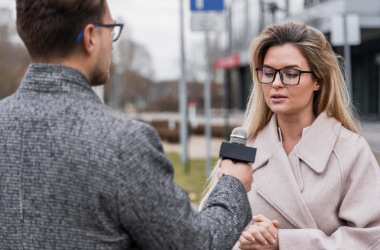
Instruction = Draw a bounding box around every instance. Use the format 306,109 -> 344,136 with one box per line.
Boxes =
16,0 -> 106,59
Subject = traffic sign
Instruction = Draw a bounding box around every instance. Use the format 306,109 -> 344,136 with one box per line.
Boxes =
191,0 -> 224,12
191,12 -> 226,31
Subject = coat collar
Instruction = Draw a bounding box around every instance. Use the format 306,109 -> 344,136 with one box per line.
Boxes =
248,114 -> 279,172
297,111 -> 341,173
17,63 -> 102,105
249,111 -> 341,174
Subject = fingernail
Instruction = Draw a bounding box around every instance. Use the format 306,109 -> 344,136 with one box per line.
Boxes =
252,216 -> 257,219
264,241 -> 268,245
274,234 -> 277,239
271,239 -> 276,244
251,237 -> 255,242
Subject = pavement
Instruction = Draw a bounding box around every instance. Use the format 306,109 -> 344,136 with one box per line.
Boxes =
129,111 -> 245,127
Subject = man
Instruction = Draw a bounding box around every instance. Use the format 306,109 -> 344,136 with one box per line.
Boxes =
0,1 -> 254,249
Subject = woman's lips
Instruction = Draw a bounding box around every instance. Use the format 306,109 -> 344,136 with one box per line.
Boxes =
271,95 -> 287,103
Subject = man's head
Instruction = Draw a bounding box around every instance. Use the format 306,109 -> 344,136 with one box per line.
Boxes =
16,0 -> 117,86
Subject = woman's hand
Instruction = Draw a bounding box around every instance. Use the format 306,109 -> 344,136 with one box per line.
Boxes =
238,214 -> 279,250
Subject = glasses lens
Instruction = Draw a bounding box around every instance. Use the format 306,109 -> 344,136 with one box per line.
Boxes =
258,67 -> 275,84
111,26 -> 121,41
280,69 -> 300,85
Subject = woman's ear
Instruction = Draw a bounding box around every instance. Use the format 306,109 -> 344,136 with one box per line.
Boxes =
314,80 -> 321,92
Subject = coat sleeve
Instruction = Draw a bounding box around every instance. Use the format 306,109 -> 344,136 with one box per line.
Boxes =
116,122 -> 252,250
279,137 -> 380,250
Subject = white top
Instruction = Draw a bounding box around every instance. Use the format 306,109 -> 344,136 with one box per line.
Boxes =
277,126 -> 310,143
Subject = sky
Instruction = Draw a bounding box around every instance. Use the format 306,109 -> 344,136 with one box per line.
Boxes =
0,0 -> 304,81
108,0 -> 206,81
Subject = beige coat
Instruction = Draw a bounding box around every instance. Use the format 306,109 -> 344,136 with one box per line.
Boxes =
201,111 -> 380,250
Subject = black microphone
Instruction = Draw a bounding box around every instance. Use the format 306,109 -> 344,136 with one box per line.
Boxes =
219,127 -> 257,164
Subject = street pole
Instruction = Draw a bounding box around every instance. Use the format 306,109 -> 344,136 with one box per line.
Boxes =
343,14 -> 353,104
269,2 -> 278,25
204,31 -> 212,177
224,3 -> 233,142
245,0 -> 249,45
179,0 -> 189,168
259,0 -> 265,32
285,0 -> 289,17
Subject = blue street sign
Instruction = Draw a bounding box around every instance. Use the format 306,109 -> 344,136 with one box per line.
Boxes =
190,0 -> 224,12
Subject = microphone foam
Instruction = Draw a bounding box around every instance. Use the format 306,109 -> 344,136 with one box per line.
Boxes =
229,127 -> 248,146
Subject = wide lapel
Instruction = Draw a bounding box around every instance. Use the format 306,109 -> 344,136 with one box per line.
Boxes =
253,114 -> 318,229
248,115 -> 279,172
297,111 -> 341,173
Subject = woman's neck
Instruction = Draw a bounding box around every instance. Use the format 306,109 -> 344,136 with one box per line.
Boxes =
277,111 -> 317,155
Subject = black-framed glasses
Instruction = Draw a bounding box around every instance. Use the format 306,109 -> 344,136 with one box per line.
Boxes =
256,67 -> 314,86
76,23 -> 124,43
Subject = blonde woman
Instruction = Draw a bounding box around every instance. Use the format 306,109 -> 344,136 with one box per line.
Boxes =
200,22 -> 380,250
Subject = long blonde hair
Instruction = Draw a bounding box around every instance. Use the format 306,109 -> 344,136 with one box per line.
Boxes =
204,22 -> 361,198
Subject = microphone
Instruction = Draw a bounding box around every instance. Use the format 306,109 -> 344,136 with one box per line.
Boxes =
219,127 -> 257,164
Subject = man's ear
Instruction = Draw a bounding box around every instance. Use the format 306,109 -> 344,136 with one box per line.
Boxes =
82,24 -> 97,56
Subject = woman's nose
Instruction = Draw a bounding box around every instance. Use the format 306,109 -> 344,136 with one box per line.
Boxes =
272,72 -> 284,88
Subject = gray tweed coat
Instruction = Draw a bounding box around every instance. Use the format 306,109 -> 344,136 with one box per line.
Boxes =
0,64 -> 252,250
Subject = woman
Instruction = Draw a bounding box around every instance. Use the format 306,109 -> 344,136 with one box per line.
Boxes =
200,22 -> 380,250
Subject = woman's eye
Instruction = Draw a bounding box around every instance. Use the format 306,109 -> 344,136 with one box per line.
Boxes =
286,74 -> 299,78
264,73 -> 274,77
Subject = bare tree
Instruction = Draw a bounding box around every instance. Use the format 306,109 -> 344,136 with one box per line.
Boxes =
186,36 -> 220,84
104,22 -> 155,110
112,23 -> 154,79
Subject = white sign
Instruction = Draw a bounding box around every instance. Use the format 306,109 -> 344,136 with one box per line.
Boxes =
191,12 -> 226,32
196,0 -> 204,10
331,14 -> 361,46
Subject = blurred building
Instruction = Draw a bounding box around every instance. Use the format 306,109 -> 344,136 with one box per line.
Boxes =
146,81 -> 224,113
216,0 -> 380,120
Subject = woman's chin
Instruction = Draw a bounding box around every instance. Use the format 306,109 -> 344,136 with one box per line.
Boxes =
269,105 -> 292,115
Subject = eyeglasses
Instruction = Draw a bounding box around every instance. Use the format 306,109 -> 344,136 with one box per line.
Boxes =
256,67 -> 314,86
76,23 -> 124,43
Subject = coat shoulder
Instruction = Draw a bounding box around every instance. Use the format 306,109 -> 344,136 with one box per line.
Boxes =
91,104 -> 159,145
334,125 -> 378,174
335,126 -> 368,152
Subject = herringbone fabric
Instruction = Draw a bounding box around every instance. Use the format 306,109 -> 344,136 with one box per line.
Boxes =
0,63 -> 252,250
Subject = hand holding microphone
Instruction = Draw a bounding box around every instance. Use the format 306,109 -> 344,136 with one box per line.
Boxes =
219,127 -> 257,192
